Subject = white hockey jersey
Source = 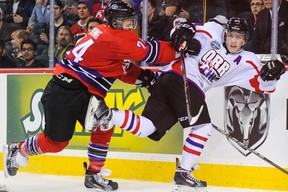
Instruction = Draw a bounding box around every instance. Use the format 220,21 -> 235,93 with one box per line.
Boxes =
158,22 -> 277,94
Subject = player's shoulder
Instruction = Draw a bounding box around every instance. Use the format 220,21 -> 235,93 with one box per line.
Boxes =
196,22 -> 224,40
241,50 -> 259,63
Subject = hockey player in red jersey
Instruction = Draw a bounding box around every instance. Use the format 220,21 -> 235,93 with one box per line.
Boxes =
90,17 -> 286,190
3,0 -> 197,191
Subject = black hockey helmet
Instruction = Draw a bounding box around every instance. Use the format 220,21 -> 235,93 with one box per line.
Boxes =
225,17 -> 249,43
104,0 -> 137,29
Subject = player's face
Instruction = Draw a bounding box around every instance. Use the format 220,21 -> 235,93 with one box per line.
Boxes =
225,32 -> 245,53
122,18 -> 136,30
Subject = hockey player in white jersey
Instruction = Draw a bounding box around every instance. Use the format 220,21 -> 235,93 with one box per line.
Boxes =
88,17 -> 286,189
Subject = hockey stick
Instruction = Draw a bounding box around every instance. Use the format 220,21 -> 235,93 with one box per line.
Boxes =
180,50 -> 203,125
212,124 -> 288,175
180,50 -> 192,124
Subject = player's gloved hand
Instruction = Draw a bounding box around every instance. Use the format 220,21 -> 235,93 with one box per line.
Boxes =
137,69 -> 156,92
170,22 -> 196,53
184,38 -> 201,56
260,60 -> 286,81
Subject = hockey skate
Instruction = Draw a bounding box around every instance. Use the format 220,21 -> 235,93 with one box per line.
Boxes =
173,158 -> 207,192
3,143 -> 27,177
83,162 -> 118,191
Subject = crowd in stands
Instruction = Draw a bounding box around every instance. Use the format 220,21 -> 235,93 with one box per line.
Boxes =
0,0 -> 287,68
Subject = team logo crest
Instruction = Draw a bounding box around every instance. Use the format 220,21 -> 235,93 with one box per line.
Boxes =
210,41 -> 221,50
224,86 -> 270,156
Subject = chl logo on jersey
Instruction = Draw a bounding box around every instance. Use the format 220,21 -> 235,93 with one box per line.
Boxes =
199,49 -> 230,84
210,40 -> 221,50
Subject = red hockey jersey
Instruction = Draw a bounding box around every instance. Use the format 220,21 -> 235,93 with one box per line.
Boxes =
54,24 -> 176,98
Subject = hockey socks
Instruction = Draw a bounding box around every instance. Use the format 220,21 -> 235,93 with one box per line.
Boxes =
111,109 -> 156,137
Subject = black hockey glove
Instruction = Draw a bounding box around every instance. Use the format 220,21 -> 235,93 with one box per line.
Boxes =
260,60 -> 286,81
137,69 -> 156,92
170,22 -> 196,53
184,38 -> 201,56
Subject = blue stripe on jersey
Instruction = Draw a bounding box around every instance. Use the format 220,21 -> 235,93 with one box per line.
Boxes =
143,40 -> 159,63
58,59 -> 115,95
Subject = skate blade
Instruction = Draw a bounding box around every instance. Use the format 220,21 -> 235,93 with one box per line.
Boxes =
86,188 -> 117,192
172,185 -> 207,192
3,145 -> 9,178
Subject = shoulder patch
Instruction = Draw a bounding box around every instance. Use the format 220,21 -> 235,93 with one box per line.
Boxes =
210,41 -> 221,50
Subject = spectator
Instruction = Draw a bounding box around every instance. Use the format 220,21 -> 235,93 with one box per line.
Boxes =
25,0 -> 36,18
229,0 -> 250,17
0,6 -> 14,43
140,0 -> 172,41
35,0 -> 72,54
18,39 -> 45,68
52,26 -> 74,63
11,29 -> 30,59
240,0 -> 264,43
3,0 -> 31,30
70,0 -> 93,42
245,0 -> 288,62
87,17 -> 102,32
28,0 -> 49,39
164,0 -> 204,23
47,0 -> 71,32
130,0 -> 143,20
63,0 -> 79,26
205,0 -> 230,21
92,0 -> 109,21
0,40 -> 17,68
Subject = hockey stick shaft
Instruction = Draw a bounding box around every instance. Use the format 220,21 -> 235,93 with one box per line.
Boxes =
212,124 -> 288,175
180,50 -> 192,124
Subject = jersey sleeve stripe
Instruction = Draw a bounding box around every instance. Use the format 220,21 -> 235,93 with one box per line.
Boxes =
143,40 -> 159,63
196,29 -> 213,38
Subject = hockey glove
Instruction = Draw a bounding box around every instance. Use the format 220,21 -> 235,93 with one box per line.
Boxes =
260,60 -> 286,81
184,38 -> 201,56
137,69 -> 156,92
170,22 -> 196,52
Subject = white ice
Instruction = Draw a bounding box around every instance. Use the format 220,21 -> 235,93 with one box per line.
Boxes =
0,172 -> 283,192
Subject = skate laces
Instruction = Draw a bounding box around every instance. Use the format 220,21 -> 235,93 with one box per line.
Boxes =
93,173 -> 110,185
177,167 -> 202,183
185,171 -> 202,183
